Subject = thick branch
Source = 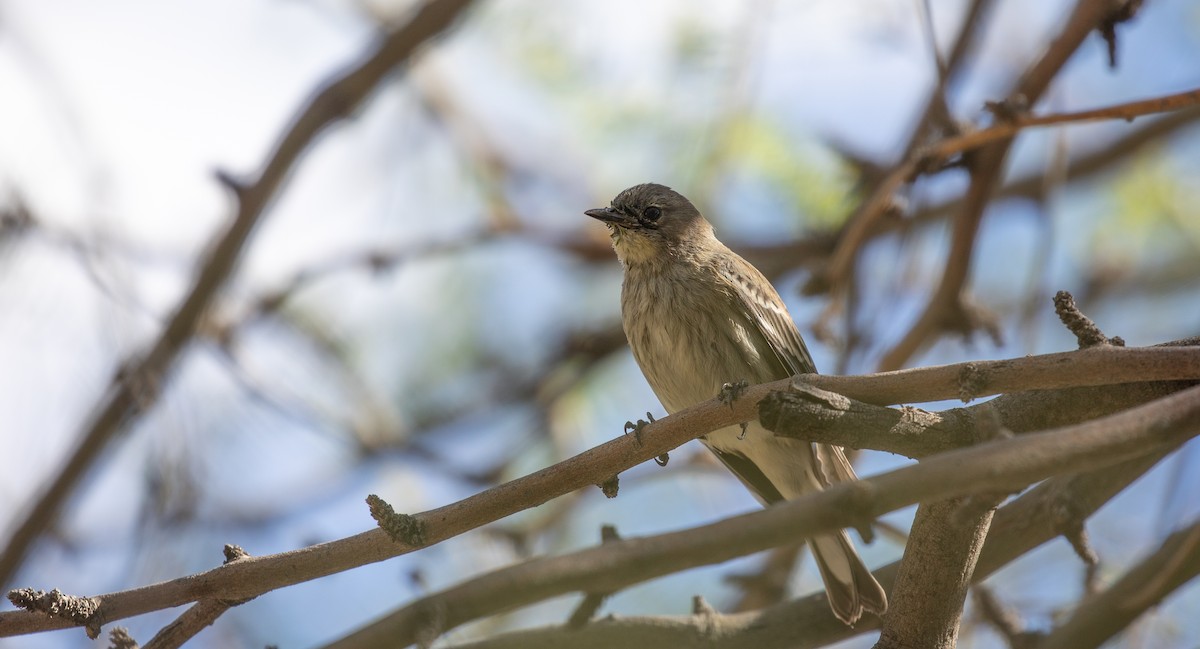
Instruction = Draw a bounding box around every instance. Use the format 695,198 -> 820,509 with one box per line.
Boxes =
444,450 -> 1171,649
319,383 -> 1200,648
0,0 -> 475,589
757,384 -> 968,458
2,344 -> 1198,637
802,345 -> 1200,405
875,498 -> 998,649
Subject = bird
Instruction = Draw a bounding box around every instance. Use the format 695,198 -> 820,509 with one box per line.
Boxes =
586,182 -> 887,625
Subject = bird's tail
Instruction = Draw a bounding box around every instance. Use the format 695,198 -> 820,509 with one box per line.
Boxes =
810,531 -> 888,625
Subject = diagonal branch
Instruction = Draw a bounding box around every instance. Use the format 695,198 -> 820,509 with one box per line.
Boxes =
1,342 -> 1196,638
320,382 -> 1200,649
822,0 -> 995,295
1038,517 -> 1200,649
439,450 -> 1171,649
922,86 -> 1200,165
0,0 -> 475,589
879,0 -> 1128,372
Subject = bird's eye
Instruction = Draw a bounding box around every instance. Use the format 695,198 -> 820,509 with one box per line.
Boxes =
643,206 -> 662,221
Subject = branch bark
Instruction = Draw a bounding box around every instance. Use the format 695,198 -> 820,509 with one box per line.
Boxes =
875,497 -> 999,649
2,343 -> 1195,639
318,380 -> 1200,648
441,450 -> 1171,649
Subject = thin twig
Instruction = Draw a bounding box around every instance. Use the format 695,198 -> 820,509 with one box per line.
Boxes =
923,87 -> 1200,165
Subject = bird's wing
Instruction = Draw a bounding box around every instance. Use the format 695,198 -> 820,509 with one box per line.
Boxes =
716,251 -> 860,487
715,251 -> 816,377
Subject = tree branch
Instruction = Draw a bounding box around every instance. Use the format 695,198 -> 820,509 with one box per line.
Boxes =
443,449 -> 1173,649
2,343 -> 1195,639
919,87 -> 1200,166
321,380 -> 1200,649
1037,517 -> 1200,649
0,0 -> 476,589
875,497 -> 999,649
879,0 -> 1128,371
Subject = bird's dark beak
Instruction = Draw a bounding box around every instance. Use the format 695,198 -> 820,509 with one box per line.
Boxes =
585,207 -> 629,226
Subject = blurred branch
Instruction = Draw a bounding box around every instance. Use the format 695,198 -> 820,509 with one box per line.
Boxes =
971,586 -> 1038,649
409,60 -> 522,231
728,545 -> 802,613
3,337 -> 1197,639
921,86 -> 1200,165
905,0 -> 996,159
878,0 -> 1129,372
912,105 -> 1200,224
1038,517 -> 1200,649
0,0 -> 475,588
236,231 -> 499,324
691,0 -> 774,214
818,0 -> 994,298
321,379 -> 1200,649
766,106 -> 1200,285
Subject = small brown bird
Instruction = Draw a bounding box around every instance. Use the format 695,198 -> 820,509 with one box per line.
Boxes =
587,183 -> 887,625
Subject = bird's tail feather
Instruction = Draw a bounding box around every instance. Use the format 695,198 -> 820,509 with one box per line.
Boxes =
810,531 -> 888,625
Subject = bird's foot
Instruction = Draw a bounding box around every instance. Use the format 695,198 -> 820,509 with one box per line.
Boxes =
721,381 -> 752,438
718,379 -> 749,407
623,412 -> 656,445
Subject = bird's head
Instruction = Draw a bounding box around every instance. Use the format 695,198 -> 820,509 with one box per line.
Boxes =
585,183 -> 713,265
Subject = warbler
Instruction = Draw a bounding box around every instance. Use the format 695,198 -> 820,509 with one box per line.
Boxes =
587,183 -> 887,625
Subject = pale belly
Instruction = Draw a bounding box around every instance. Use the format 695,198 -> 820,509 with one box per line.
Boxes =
620,268 -> 820,501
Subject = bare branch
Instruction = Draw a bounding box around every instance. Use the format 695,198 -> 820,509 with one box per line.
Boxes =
2,342 -> 1195,639
322,381 -> 1200,648
444,449 -> 1174,649
876,496 -> 999,649
139,546 -> 254,649
879,0 -> 1130,371
922,86 -> 1200,166
0,0 -> 476,588
1053,290 -> 1119,348
803,345 -> 1200,406
1039,517 -> 1200,649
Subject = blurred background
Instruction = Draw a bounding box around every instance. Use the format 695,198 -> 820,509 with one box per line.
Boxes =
1,0 -> 1199,647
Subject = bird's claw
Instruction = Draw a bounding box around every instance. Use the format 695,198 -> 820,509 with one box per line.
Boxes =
623,412 -> 656,445
718,379 -> 749,407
